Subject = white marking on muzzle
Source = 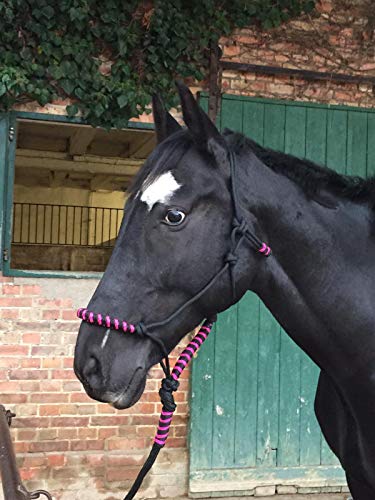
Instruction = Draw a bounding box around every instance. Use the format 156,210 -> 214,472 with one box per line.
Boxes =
140,171 -> 181,211
101,328 -> 111,349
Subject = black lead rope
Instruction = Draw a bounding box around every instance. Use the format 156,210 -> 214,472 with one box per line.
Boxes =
77,150 -> 272,499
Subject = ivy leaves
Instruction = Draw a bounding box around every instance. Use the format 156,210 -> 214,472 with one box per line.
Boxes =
0,0 -> 315,129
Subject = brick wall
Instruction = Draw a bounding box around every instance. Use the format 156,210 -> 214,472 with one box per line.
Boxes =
0,275 -> 190,499
220,0 -> 375,108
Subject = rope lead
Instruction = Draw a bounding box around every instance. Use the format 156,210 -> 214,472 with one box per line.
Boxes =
123,319 -> 215,499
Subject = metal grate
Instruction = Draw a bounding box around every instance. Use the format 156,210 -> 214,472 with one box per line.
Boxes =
12,203 -> 123,247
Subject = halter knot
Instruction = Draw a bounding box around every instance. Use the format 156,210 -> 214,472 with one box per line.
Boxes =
233,217 -> 249,236
159,376 -> 180,412
225,252 -> 238,266
135,322 -> 147,337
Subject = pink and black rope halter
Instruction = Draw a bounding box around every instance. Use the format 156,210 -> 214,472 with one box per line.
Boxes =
76,149 -> 271,499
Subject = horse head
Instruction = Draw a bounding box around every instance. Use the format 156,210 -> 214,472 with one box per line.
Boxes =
74,83 -> 264,408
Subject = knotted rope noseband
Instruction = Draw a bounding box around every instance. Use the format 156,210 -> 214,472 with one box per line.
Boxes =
77,151 -> 271,499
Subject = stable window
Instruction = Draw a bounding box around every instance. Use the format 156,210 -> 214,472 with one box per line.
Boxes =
2,114 -> 155,277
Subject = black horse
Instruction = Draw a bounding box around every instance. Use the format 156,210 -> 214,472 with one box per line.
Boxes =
74,83 -> 375,499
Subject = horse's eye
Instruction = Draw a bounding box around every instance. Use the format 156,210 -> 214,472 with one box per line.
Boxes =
165,209 -> 185,226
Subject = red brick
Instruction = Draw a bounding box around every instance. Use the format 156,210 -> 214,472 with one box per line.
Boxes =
107,455 -> 143,467
17,429 -> 37,440
63,357 -> 74,368
106,467 -> 139,482
42,309 -> 61,320
9,370 -> 48,380
59,404 -> 79,415
42,358 -> 62,369
51,417 -> 90,427
0,297 -> 32,307
2,284 -> 21,295
52,369 -> 76,379
13,417 -> 50,429
98,428 -> 117,439
14,442 -> 28,453
70,393 -> 91,403
40,380 -> 63,392
0,381 -> 20,392
168,437 -> 186,448
20,455 -> 47,468
20,358 -> 41,368
47,454 -> 66,467
40,405 -> 60,416
1,394 -> 27,404
29,441 -> 69,452
37,298 -> 62,307
90,415 -> 131,426
0,345 -> 29,356
30,393 -> 68,403
107,438 -> 146,450
64,381 -> 83,393
22,333 -> 41,344
62,310 -> 78,320
20,468 -> 41,481
19,381 -> 40,391
77,427 -> 97,439
21,285 -> 41,295
0,357 -> 20,368
58,428 -> 78,439
31,346 -> 60,356
136,426 -> 155,437
0,309 -> 20,319
0,276 -> 14,283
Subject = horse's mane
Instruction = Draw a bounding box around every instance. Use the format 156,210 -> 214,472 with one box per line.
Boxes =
130,126 -> 375,209
226,130 -> 375,208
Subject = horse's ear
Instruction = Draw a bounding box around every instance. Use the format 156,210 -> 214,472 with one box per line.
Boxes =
176,81 -> 227,167
152,94 -> 181,144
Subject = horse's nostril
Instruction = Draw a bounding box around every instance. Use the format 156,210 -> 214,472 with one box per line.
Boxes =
83,355 -> 103,390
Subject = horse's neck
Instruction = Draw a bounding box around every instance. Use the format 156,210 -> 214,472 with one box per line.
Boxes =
242,159 -> 375,378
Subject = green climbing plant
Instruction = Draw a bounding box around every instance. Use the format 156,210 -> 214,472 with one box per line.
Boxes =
0,0 -> 315,129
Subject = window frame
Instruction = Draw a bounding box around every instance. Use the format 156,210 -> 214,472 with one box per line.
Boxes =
2,110 -> 154,278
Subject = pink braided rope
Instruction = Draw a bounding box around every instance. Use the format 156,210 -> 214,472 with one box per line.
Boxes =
154,320 -> 213,446
258,242 -> 271,256
77,308 -> 136,333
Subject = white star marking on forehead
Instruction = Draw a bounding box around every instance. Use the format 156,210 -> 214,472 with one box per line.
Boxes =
140,171 -> 181,211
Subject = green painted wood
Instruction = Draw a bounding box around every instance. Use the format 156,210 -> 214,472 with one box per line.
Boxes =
347,112 -> 368,177
367,114 -> 375,177
2,113 -> 17,276
234,293 -> 260,466
0,113 -> 9,272
256,302 -> 280,467
242,102 -> 265,144
305,107 -> 327,164
263,103 -> 285,151
190,324 -> 216,469
220,96 -> 243,133
326,110 -> 348,174
212,307 -> 238,467
190,464 -> 346,494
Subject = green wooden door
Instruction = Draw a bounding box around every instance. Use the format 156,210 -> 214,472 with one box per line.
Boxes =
190,95 -> 375,496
